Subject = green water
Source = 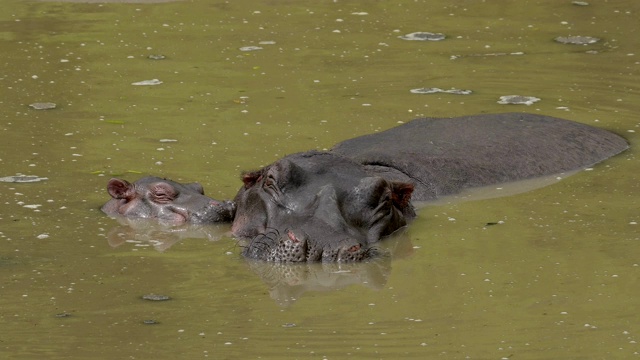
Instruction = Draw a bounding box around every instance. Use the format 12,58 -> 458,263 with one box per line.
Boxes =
1,0 -> 638,359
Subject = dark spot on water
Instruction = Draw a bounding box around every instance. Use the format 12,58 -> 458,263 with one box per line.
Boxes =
143,319 -> 159,325
485,222 -> 499,226
142,294 -> 171,301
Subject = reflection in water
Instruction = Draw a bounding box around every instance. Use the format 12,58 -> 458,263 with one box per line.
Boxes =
105,217 -> 416,306
105,216 -> 231,252
244,230 -> 415,307
246,259 -> 392,307
420,170 -> 579,207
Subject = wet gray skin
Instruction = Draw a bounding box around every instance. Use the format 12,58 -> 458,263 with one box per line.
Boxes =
234,151 -> 415,263
233,113 -> 628,263
331,113 -> 629,201
101,176 -> 235,224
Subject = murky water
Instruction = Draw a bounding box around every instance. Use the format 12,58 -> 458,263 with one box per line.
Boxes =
1,0 -> 639,358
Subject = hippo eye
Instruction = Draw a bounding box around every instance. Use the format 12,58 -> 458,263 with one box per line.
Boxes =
379,188 -> 391,203
150,183 -> 178,204
263,174 -> 279,192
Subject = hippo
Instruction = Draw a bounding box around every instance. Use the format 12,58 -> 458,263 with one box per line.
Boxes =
233,150 -> 415,262
101,176 -> 235,224
233,113 -> 628,262
330,112 -> 629,200
101,113 -> 628,263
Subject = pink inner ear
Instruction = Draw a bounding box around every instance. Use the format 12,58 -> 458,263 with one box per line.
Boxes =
391,182 -> 414,209
242,170 -> 262,188
107,178 -> 133,200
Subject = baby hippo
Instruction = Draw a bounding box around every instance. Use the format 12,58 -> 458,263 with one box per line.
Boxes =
101,176 -> 235,224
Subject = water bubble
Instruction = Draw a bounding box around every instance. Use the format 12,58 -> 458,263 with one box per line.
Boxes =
29,102 -> 57,110
131,79 -> 163,86
554,36 -> 600,45
399,32 -> 446,41
497,95 -> 541,105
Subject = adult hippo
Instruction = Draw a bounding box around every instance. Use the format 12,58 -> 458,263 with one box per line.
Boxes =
101,176 -> 235,224
233,151 -> 415,262
234,113 -> 628,262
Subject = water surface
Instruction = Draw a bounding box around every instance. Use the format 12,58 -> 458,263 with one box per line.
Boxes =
1,0 -> 639,358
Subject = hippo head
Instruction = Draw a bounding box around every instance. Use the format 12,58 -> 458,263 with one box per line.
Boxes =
232,151 -> 415,262
101,176 -> 235,224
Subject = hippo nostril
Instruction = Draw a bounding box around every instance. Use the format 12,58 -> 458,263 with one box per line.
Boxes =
347,244 -> 361,252
287,230 -> 299,243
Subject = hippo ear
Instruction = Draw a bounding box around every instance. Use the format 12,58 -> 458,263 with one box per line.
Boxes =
185,182 -> 205,194
241,170 -> 263,189
390,182 -> 414,210
107,178 -> 134,200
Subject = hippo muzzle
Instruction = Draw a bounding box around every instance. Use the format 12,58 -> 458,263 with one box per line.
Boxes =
242,228 -> 381,263
233,152 -> 415,263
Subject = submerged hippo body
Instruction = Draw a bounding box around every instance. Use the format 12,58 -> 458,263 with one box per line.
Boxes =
101,176 -> 235,224
234,113 -> 628,262
331,113 -> 629,201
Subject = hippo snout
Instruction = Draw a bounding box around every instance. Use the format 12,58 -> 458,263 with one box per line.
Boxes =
242,229 -> 378,263
191,200 -> 236,224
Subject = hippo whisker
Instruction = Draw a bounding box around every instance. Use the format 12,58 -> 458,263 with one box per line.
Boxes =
362,246 -> 378,259
241,234 -> 273,254
262,229 -> 280,243
229,241 -> 247,254
251,235 -> 272,249
264,227 -> 280,236
241,228 -> 291,261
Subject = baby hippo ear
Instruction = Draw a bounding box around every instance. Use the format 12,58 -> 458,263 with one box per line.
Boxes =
241,170 -> 263,189
390,182 -> 414,210
106,178 -> 135,200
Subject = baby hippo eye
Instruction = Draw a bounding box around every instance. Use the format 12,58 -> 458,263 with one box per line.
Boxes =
150,183 -> 178,204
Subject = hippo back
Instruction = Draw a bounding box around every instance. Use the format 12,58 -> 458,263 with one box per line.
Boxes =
331,113 -> 628,201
